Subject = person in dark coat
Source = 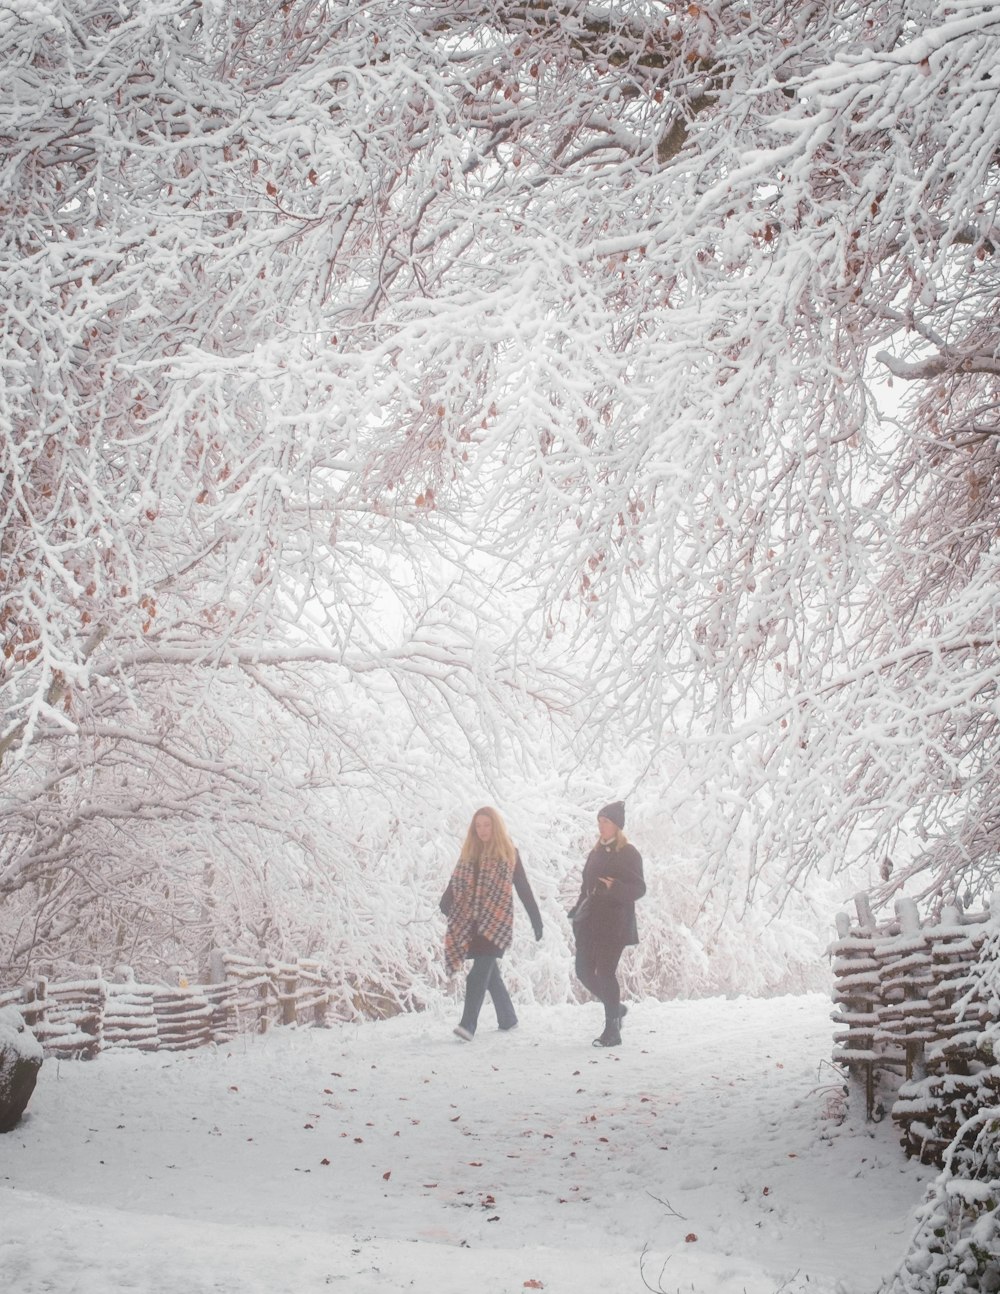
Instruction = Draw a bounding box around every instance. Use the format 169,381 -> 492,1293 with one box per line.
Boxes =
569,800 -> 645,1048
440,806 -> 543,1041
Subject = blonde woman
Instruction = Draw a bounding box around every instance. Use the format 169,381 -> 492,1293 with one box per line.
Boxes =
440,806 -> 543,1041
569,801 -> 645,1048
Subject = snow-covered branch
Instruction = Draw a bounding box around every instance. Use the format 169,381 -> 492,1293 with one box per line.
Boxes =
4,0 -> 1000,982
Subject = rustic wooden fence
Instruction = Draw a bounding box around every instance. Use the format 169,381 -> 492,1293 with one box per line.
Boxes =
830,889 -> 1000,1157
0,952 -> 335,1058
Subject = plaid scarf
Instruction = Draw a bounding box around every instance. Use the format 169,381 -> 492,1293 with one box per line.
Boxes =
444,851 -> 516,974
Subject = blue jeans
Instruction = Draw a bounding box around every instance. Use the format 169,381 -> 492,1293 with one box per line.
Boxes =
459,956 -> 517,1034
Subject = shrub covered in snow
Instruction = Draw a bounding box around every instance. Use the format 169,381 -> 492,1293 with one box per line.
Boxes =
885,1110 -> 1000,1294
0,1005 -> 43,1133
886,925 -> 1000,1293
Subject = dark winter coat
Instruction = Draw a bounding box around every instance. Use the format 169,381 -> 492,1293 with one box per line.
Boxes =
570,840 -> 645,947
440,851 -> 542,962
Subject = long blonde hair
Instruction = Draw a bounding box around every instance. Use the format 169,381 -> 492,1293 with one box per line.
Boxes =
459,806 -> 517,866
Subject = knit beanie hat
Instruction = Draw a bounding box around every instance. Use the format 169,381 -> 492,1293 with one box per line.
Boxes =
597,800 -> 625,829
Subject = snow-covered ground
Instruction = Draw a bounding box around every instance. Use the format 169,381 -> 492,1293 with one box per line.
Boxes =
2,995 -> 928,1294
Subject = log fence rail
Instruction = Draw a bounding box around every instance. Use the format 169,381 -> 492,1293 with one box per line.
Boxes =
0,952 -> 335,1057
830,889 -> 999,1162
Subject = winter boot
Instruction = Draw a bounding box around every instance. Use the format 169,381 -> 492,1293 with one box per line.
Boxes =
593,1021 -> 622,1048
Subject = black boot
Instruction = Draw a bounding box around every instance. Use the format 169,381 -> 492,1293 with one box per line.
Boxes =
593,1020 -> 622,1048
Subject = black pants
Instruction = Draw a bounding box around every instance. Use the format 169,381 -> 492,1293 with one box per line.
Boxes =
574,928 -> 627,1023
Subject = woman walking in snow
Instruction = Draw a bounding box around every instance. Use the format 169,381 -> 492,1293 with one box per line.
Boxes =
569,800 -> 645,1048
441,806 -> 543,1041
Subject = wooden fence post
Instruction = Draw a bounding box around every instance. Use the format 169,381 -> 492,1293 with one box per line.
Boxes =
830,897 -> 880,1120
896,897 -> 928,1083
208,949 -> 226,985
258,976 -> 271,1034
26,977 -> 48,1034
281,962 -> 298,1028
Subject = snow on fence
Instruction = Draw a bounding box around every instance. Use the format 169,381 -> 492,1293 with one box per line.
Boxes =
0,952 -> 335,1058
830,889 -> 1000,1159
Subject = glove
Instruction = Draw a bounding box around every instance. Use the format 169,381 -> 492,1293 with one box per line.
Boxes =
533,921 -> 544,941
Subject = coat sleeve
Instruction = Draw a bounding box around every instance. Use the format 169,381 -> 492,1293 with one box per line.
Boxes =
568,849 -> 595,918
513,854 -> 543,937
439,880 -> 454,917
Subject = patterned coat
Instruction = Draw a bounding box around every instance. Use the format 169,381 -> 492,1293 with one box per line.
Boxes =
440,851 -> 541,973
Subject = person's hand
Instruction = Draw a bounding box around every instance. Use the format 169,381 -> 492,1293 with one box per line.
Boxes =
598,876 -> 613,889
533,921 -> 544,941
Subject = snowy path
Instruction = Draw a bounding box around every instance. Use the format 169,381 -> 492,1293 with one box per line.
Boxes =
1,995 -> 927,1294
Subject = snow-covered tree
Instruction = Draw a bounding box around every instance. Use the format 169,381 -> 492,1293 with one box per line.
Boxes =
0,0 -> 577,980
3,0 -> 999,986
